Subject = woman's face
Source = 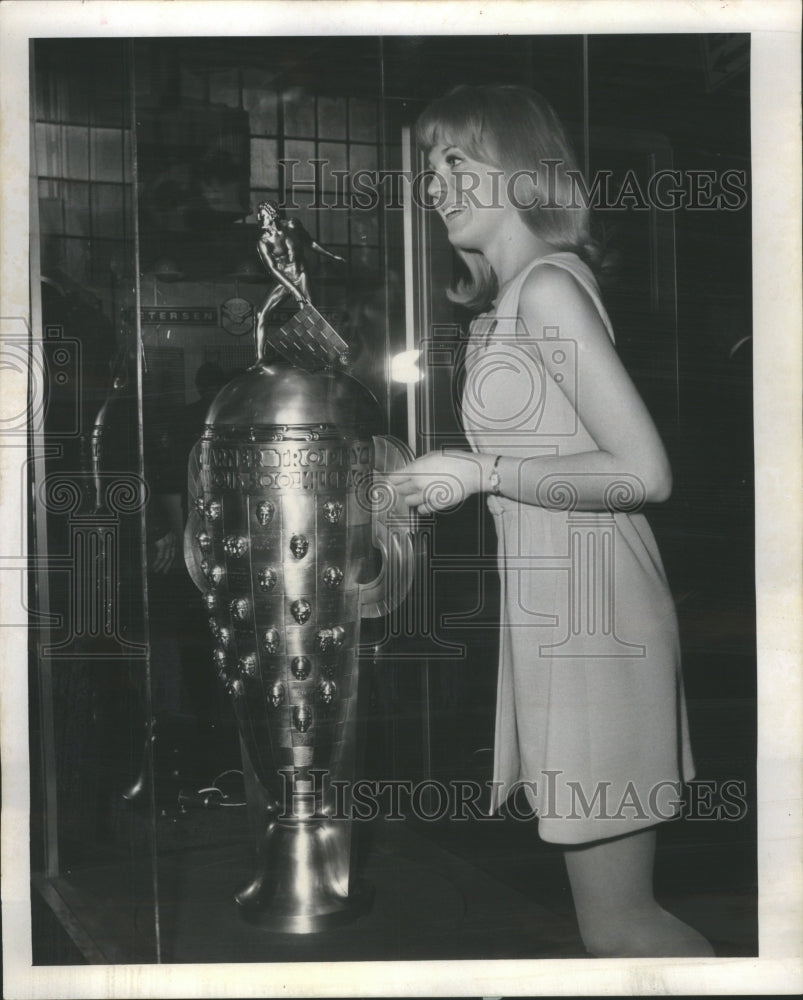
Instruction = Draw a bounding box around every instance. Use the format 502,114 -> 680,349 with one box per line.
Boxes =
426,144 -> 517,254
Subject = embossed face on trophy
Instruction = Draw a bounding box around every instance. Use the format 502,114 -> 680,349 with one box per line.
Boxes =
289,534 -> 309,560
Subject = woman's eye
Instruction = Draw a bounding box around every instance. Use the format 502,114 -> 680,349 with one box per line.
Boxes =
445,154 -> 463,168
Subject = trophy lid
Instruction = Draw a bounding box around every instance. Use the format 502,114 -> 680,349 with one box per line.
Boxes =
205,361 -> 382,435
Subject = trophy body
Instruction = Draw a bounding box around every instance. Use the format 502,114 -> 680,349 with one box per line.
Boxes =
186,357 -> 412,932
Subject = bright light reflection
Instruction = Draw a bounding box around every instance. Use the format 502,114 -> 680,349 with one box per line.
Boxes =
391,349 -> 423,383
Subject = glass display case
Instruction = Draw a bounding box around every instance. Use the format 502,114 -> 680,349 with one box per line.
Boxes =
27,33 -> 756,965
29,38 -> 160,963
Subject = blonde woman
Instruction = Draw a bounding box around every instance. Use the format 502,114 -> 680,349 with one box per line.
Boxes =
390,85 -> 713,958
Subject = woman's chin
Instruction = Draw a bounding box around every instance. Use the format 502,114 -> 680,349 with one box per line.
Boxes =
445,230 -> 480,253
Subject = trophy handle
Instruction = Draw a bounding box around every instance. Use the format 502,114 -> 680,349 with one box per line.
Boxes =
359,435 -> 416,620
184,440 -> 208,591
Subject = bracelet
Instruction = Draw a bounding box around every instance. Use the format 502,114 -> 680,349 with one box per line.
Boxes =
489,455 -> 502,496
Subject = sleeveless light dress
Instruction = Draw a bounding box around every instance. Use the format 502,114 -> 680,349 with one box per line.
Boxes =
461,251 -> 695,843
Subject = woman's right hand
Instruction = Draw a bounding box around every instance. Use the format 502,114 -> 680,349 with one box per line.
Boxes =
387,451 -> 487,514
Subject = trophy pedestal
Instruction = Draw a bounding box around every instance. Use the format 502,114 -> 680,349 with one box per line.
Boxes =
235,816 -> 374,933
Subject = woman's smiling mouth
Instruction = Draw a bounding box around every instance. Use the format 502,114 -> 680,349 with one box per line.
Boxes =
442,204 -> 467,221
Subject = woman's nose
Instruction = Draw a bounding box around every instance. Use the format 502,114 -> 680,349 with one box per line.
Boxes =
426,170 -> 447,204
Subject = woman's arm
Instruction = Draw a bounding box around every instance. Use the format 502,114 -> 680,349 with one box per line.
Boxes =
390,265 -> 672,515
487,264 -> 672,510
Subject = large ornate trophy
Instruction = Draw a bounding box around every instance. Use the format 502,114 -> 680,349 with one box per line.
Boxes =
184,204 -> 415,932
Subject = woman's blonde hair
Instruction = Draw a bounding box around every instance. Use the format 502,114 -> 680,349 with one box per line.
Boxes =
415,85 -> 599,311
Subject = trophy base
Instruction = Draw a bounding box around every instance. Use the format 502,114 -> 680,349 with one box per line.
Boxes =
234,816 -> 374,934
238,878 -> 374,934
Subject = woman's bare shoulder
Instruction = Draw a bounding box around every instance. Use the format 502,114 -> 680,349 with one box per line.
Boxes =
519,259 -> 608,344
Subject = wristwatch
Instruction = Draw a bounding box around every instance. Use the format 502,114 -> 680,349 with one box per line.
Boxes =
489,455 -> 502,496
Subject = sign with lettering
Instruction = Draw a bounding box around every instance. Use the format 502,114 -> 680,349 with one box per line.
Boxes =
139,306 -> 346,327
140,307 -> 219,325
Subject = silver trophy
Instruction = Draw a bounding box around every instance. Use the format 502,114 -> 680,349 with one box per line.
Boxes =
184,210 -> 414,931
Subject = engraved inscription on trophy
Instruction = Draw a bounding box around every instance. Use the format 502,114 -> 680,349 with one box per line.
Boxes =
208,443 -> 371,493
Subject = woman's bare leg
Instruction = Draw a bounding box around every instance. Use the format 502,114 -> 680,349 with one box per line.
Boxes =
564,828 -> 714,957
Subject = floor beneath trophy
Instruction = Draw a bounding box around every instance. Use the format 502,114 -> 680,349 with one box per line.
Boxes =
151,815 -> 588,963
149,813 -> 755,964
35,777 -> 756,964
32,698 -> 756,964
34,811 -> 585,964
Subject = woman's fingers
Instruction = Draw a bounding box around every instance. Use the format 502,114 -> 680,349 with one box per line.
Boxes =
385,474 -> 458,511
384,474 -> 416,496
385,464 -> 467,512
403,490 -> 425,507
375,473 -> 420,508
